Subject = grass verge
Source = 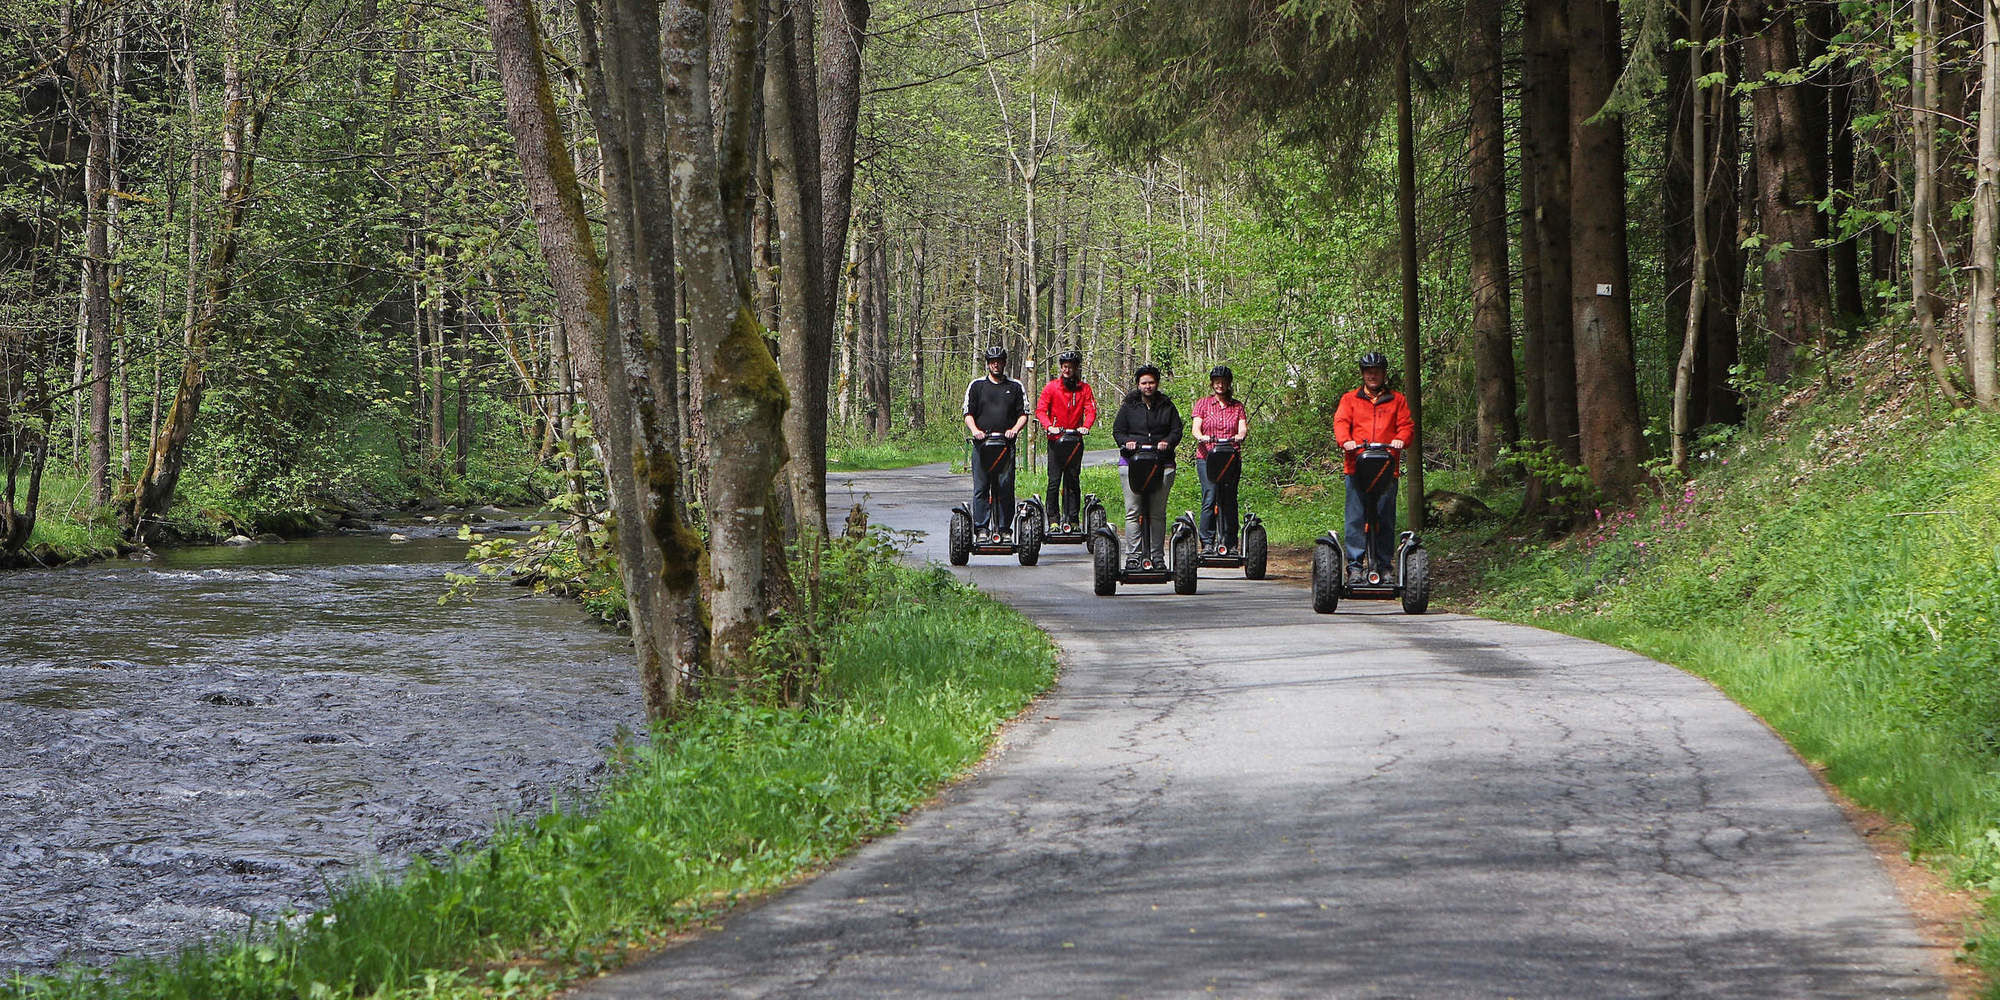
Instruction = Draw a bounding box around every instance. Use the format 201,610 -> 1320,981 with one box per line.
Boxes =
1460,346 -> 2000,990
6,536 -> 1057,1000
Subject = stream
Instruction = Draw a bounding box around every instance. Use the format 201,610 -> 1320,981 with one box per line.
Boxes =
0,528 -> 641,974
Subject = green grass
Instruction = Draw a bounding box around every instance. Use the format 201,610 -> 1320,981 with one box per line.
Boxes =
6,539 -> 1057,1000
826,438 -> 965,471
1466,385 -> 2000,985
12,469 -> 124,562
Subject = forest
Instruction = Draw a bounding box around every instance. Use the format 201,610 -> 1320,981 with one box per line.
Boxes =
4,0 -> 1999,690
6,0 -> 2000,994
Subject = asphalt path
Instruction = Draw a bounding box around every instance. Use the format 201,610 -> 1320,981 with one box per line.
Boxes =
576,455 -> 1946,999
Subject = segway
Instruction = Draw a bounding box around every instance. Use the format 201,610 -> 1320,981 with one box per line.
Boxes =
1040,429 -> 1108,545
1309,443 -> 1430,614
948,434 -> 1044,567
1172,436 -> 1268,579
1089,447 -> 1198,596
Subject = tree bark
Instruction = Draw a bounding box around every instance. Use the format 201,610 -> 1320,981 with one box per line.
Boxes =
664,0 -> 792,682
1673,0 -> 1712,474
1970,0 -> 2000,408
766,0 -> 831,536
1467,0 -> 1516,477
488,0 -> 708,718
1737,0 -> 1832,384
1569,0 -> 1645,497
1526,0 -> 1579,468
1395,26 -> 1426,530
1911,0 -> 1966,404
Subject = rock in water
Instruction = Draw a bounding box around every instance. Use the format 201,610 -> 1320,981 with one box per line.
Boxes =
388,533 -> 409,542
222,535 -> 255,546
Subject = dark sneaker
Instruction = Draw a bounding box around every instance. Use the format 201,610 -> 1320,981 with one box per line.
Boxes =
1346,564 -> 1366,586
1126,556 -> 1145,572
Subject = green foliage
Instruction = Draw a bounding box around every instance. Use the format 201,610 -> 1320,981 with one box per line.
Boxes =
3,544 -> 1057,1000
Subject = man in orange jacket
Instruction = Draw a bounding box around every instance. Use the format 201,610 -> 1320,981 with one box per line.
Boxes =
1333,351 -> 1416,585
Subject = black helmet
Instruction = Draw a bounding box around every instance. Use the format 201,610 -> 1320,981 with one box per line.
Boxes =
983,345 -> 1008,363
1057,350 -> 1082,365
1134,364 -> 1162,382
1358,351 -> 1389,370
1209,365 -> 1233,382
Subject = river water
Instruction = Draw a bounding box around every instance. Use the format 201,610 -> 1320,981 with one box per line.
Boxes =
0,531 -> 641,974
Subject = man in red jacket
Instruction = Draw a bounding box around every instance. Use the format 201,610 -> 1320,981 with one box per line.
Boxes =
1333,351 -> 1416,584
1034,350 -> 1097,532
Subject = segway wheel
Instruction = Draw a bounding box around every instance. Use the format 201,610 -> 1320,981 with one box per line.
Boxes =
1092,535 -> 1118,596
1086,504 -> 1109,536
1400,548 -> 1432,615
1017,506 -> 1044,567
1243,523 -> 1268,580
1172,532 -> 1199,595
948,510 -> 972,566
1311,541 -> 1341,614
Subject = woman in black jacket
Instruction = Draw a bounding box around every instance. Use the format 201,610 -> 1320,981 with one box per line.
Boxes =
1111,365 -> 1184,569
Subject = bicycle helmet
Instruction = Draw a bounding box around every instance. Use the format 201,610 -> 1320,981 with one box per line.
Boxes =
1057,350 -> 1082,365
1358,351 -> 1388,370
983,345 -> 1008,362
1209,365 -> 1233,382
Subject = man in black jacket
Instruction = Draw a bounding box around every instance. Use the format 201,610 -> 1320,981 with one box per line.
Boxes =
962,345 -> 1029,541
1111,365 -> 1183,569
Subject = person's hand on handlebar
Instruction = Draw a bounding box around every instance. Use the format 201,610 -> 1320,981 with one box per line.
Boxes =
1003,428 -> 1018,440
1389,439 -> 1405,451
1155,441 -> 1170,451
1124,440 -> 1139,450
1047,425 -> 1064,435
1343,440 -> 1360,452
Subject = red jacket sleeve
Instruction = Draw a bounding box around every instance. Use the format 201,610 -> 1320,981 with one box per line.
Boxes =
1082,384 -> 1098,429
1034,383 -> 1055,429
1394,395 -> 1415,444
1333,391 -> 1356,446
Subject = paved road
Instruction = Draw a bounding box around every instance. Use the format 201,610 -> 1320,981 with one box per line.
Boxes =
576,458 -> 1946,999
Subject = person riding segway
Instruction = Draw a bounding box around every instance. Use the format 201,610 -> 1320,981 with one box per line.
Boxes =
1309,351 -> 1429,613
1090,366 -> 1198,595
948,346 -> 1043,566
1178,365 -> 1267,579
1035,350 -> 1106,543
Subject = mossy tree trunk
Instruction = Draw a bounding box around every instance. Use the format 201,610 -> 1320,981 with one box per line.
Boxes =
487,0 -> 708,718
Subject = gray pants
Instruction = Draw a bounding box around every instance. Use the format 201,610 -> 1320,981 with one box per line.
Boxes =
1119,463 -> 1176,563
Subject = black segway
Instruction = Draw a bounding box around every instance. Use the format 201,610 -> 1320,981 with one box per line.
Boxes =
1040,430 -> 1107,545
948,435 -> 1044,567
1090,447 -> 1198,596
1172,436 -> 1267,579
1309,443 -> 1430,614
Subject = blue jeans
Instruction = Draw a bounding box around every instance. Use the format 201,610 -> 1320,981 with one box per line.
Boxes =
971,439 -> 1016,532
1344,474 -> 1397,572
1196,453 -> 1240,548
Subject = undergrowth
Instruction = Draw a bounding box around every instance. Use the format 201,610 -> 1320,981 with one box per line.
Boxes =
5,533 -> 1057,1000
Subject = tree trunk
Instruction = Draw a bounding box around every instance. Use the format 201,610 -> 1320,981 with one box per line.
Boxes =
1395,27 -> 1426,531
1970,0 -> 2000,408
1674,0 -> 1712,474
75,23 -> 113,505
1912,0 -> 1966,404
663,0 -> 792,682
489,0 -> 708,718
1698,17 -> 1746,428
1467,0 -> 1516,477
131,0 -> 264,538
868,211 -> 893,439
1737,0 -> 1832,384
1569,0 -> 1645,497
765,0 -> 830,535
1526,0 -> 1578,469
1829,60 -> 1865,321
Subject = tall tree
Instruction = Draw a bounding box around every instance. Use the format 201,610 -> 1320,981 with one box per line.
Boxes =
1525,0 -> 1579,471
1466,0 -> 1516,476
1737,0 -> 1832,383
1971,0 -> 1999,408
1569,0 -> 1644,496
